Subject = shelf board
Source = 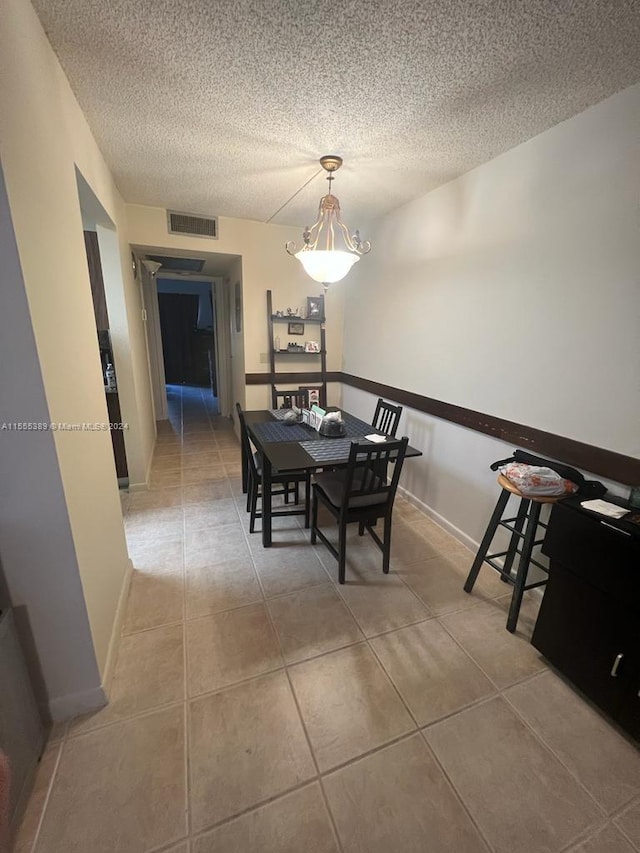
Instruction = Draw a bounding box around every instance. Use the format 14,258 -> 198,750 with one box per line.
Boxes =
275,350 -> 325,355
271,315 -> 324,324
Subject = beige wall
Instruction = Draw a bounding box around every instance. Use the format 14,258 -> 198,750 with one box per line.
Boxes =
0,0 -> 155,716
342,84 -> 640,545
126,205 -> 346,410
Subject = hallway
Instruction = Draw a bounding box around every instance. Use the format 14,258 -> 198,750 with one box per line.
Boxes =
13,387 -> 640,853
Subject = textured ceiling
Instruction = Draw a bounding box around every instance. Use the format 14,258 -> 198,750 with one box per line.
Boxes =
34,0 -> 640,228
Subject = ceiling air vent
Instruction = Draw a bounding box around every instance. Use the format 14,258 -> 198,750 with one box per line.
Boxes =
167,210 -> 218,239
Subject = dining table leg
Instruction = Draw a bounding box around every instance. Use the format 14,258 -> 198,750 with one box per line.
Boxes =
261,453 -> 273,547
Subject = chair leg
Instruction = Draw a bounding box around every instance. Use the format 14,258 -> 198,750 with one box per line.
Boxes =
246,472 -> 252,513
310,489 -> 318,544
294,480 -> 300,505
249,483 -> 258,534
358,520 -> 366,536
338,521 -> 347,584
304,476 -> 311,528
464,488 -> 510,593
382,515 -> 392,574
506,502 -> 541,633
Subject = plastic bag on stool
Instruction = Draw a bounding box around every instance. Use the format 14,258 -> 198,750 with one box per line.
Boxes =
498,462 -> 579,497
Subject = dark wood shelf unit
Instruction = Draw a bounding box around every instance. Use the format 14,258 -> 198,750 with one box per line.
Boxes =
267,290 -> 327,407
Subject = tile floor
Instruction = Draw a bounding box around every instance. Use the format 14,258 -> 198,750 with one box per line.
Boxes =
13,385 -> 640,853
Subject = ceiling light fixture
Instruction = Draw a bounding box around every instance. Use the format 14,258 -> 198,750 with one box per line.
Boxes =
286,155 -> 370,290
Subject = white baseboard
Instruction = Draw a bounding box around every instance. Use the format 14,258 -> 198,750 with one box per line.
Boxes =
397,485 -> 479,552
48,684 -> 107,722
101,557 -> 133,697
47,558 -> 133,721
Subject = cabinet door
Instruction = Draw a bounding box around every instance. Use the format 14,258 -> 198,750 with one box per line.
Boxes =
532,561 -> 630,717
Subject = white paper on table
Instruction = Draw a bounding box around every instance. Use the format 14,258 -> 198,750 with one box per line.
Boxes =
365,433 -> 386,443
580,499 -> 628,519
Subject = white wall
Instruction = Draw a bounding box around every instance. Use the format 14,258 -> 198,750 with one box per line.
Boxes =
126,206 -> 346,410
0,0 -> 155,716
342,84 -> 640,544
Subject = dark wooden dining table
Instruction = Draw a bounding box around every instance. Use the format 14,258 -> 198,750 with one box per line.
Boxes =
242,408 -> 423,547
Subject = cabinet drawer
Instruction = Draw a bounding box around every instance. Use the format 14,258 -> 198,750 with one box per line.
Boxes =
543,502 -> 640,601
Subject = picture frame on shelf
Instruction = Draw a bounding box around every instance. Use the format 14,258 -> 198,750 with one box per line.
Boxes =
288,322 -> 304,335
304,340 -> 320,353
306,295 -> 324,319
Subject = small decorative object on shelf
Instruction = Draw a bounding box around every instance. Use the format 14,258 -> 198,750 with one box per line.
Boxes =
287,343 -> 305,353
304,341 -> 320,353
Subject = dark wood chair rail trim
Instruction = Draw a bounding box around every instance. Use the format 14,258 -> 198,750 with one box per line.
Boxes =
245,370 -> 639,485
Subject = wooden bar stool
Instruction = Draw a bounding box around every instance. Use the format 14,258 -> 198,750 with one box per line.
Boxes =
464,475 -> 564,633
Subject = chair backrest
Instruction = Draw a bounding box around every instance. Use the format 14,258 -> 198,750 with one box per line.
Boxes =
235,402 -> 259,478
272,387 -> 310,409
372,398 -> 403,437
340,437 -> 409,512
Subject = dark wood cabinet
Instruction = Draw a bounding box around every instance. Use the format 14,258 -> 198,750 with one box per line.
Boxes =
532,500 -> 640,740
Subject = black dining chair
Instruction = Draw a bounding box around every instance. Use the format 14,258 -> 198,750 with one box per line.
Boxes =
310,436 -> 409,583
372,398 -> 403,436
271,388 -> 309,409
236,403 -> 310,532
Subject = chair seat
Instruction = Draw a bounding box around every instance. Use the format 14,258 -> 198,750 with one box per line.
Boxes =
314,471 -> 387,509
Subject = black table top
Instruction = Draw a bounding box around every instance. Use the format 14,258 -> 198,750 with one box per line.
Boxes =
244,409 -> 423,474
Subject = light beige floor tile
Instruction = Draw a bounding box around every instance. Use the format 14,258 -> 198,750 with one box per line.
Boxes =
253,547 -> 330,598
11,744 -> 60,853
267,584 -> 364,663
314,536 -> 391,578
162,842 -> 189,853
189,671 -> 315,831
390,519 -> 442,566
183,464 -> 228,485
407,516 -> 472,554
183,480 -> 232,503
224,461 -> 243,477
567,823 -> 636,853
615,800 -> 640,848
127,536 -> 184,575
187,604 -> 282,695
126,486 -> 183,510
185,522 -> 247,556
323,734 -> 488,853
400,551 -> 504,616
495,590 -> 543,641
424,696 -> 601,853
335,572 -> 431,638
150,454 -> 184,473
125,505 -> 183,529
68,624 -> 184,735
505,670 -> 640,814
183,499 -> 240,532
371,619 -> 495,726
192,784 -> 339,853
123,571 -> 184,634
439,599 -> 546,688
186,559 -> 263,619
36,706 -> 186,853
247,528 -> 307,553
289,643 -> 415,771
149,469 -> 183,490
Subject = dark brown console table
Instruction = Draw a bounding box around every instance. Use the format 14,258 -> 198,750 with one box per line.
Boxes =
531,498 -> 640,740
